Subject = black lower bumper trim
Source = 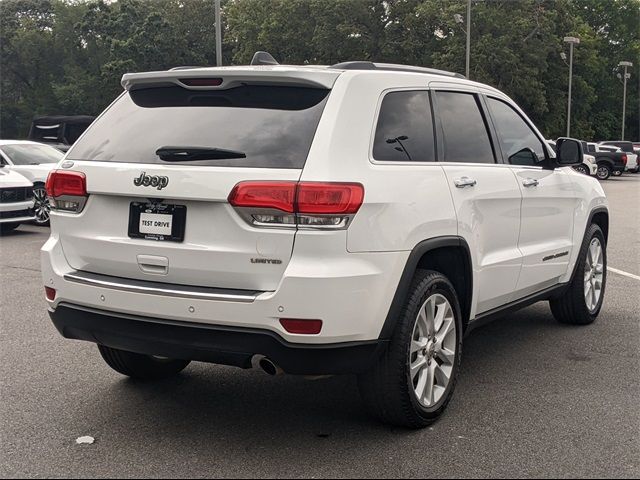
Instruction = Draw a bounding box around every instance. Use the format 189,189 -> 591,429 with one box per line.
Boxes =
50,303 -> 387,375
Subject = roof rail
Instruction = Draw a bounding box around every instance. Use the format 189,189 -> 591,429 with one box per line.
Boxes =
169,66 -> 202,71
329,61 -> 466,79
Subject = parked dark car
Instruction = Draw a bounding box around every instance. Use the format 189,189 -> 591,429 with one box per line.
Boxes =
586,143 -> 628,180
599,141 -> 638,173
28,115 -> 96,152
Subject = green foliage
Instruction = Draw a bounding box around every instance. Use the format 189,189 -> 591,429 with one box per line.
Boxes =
1,0 -> 638,140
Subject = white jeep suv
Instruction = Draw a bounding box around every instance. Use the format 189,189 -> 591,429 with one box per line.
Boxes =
42,56 -> 609,428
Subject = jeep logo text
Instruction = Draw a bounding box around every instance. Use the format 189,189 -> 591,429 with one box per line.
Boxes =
134,172 -> 169,190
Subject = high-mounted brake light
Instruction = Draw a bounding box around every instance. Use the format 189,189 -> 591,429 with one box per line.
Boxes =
179,78 -> 223,87
45,170 -> 88,213
228,181 -> 364,230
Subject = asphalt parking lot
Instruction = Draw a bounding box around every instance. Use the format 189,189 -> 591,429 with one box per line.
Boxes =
1,175 -> 639,478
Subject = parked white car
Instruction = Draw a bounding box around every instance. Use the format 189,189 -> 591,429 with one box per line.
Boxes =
548,140 -> 597,176
599,141 -> 638,173
0,167 -> 35,234
0,140 -> 63,224
42,55 -> 609,428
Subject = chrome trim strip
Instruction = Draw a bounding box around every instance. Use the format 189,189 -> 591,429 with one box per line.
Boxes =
63,271 -> 262,303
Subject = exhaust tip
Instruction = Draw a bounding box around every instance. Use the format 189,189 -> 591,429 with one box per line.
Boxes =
259,358 -> 278,376
251,355 -> 283,376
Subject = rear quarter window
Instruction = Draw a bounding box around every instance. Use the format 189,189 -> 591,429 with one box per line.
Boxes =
372,91 -> 436,162
67,85 -> 330,169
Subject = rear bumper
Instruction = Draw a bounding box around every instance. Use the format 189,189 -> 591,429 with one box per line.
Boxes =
42,233 -> 407,344
50,303 -> 387,375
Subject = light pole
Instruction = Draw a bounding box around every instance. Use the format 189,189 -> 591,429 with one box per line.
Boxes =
617,61 -> 633,140
215,0 -> 222,66
454,0 -> 472,79
564,36 -> 580,137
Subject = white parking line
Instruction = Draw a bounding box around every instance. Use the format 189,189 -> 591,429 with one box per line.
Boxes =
608,267 -> 640,281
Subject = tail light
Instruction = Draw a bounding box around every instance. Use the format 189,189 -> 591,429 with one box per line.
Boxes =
228,181 -> 364,230
45,170 -> 88,213
621,154 -> 628,165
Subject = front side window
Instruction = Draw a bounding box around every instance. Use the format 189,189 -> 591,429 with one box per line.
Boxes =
487,97 -> 546,166
372,91 -> 435,162
436,92 -> 495,164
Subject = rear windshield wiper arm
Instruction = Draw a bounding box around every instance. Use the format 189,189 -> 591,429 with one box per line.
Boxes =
156,146 -> 247,161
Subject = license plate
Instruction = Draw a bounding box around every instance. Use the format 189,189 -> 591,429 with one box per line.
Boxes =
128,202 -> 186,242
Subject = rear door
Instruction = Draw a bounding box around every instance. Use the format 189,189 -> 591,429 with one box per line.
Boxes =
485,96 -> 578,297
434,90 -> 523,315
58,82 -> 331,291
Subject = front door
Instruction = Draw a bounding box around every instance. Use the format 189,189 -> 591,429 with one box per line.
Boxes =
485,96 -> 578,298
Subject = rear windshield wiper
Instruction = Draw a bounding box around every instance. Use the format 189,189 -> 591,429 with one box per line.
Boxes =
156,146 -> 247,161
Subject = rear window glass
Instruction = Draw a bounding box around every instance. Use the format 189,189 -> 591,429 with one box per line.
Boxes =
602,142 -> 634,153
67,85 -> 330,168
31,124 -> 61,142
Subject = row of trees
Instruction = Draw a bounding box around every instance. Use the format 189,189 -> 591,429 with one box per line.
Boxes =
1,0 -> 639,141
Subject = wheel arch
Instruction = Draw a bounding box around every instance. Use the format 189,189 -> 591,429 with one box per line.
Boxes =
379,236 -> 473,340
589,207 -> 609,244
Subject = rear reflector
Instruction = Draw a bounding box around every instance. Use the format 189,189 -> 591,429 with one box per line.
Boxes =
279,319 -> 323,335
45,170 -> 87,198
45,286 -> 56,301
179,78 -> 223,87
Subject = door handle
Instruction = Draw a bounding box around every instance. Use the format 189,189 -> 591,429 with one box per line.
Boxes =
454,177 -> 477,188
522,178 -> 539,188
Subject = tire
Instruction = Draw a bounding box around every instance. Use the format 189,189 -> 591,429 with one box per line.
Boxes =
612,170 -> 622,177
573,164 -> 589,175
98,345 -> 190,380
596,164 -> 611,180
32,184 -> 51,226
0,223 -> 19,235
358,270 -> 463,429
550,224 -> 607,325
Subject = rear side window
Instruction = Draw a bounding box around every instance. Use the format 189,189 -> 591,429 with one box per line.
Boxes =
372,91 -> 435,162
67,85 -> 330,168
435,92 -> 495,164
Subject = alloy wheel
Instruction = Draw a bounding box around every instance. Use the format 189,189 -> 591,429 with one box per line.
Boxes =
409,293 -> 457,408
596,166 -> 609,180
584,238 -> 604,313
33,187 -> 51,224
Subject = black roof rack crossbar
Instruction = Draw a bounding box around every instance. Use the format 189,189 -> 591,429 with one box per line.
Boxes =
330,61 -> 466,79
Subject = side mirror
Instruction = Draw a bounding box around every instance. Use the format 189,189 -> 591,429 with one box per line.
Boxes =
555,137 -> 584,166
